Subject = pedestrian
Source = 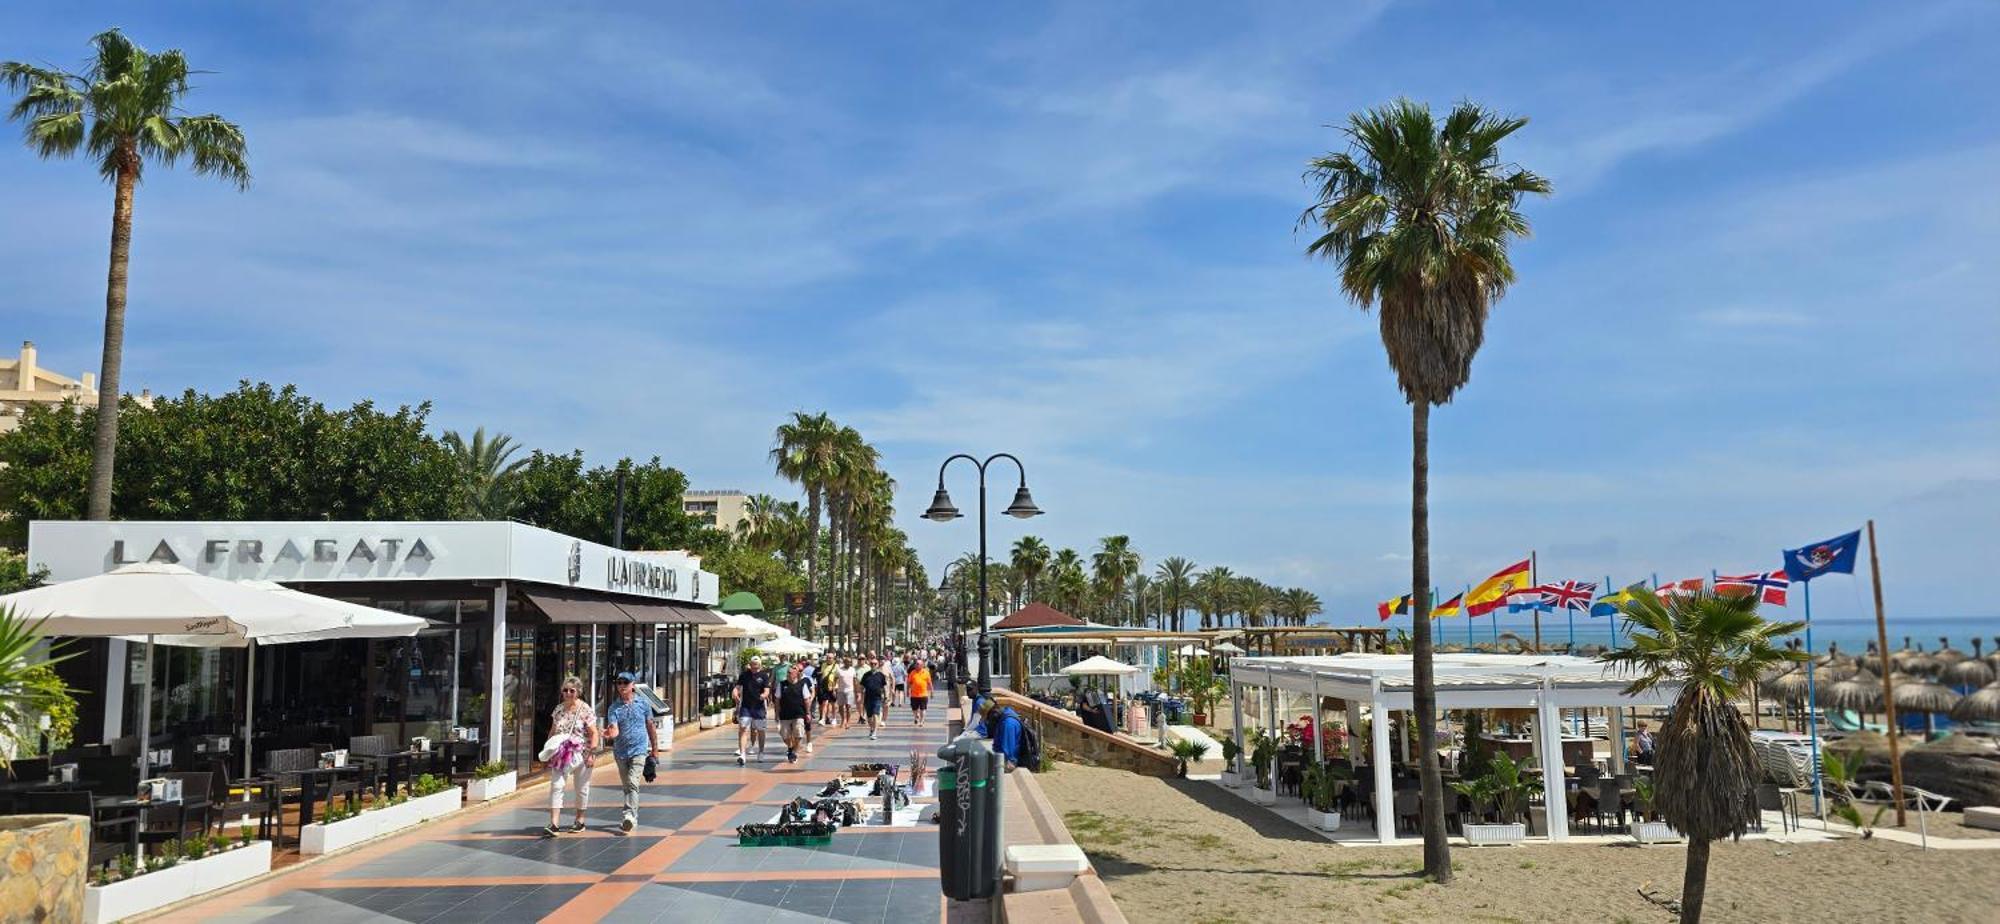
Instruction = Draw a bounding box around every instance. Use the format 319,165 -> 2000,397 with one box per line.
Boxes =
734,656 -> 773,766
888,652 -> 908,707
796,659 -> 817,754
543,675 -> 599,836
836,657 -> 858,727
777,661 -> 813,763
907,658 -> 934,728
1631,721 -> 1657,765
860,657 -> 889,740
816,657 -> 839,726
981,701 -> 1024,770
604,671 -> 658,834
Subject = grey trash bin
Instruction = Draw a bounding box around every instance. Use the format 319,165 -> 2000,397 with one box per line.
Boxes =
937,734 -> 1004,900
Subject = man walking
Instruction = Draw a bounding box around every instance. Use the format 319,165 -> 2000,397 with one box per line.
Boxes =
907,657 -> 934,728
734,656 -> 773,766
777,661 -> 813,763
604,672 -> 658,834
860,657 -> 889,740
888,652 -> 908,707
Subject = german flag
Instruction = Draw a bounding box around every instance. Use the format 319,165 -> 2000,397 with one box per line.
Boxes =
1432,592 -> 1465,617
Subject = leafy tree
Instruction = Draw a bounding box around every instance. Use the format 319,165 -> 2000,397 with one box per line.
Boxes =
0,383 -> 458,547
1091,535 -> 1140,624
1601,590 -> 1804,923
704,542 -> 803,613
4,30 -> 250,520
0,550 -> 48,595
441,428 -> 528,518
508,452 -> 722,553
1302,98 -> 1550,882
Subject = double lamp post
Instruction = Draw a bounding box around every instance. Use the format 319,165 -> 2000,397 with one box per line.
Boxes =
922,452 -> 1041,695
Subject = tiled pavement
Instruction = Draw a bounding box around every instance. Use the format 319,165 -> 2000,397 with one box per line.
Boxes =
156,701 -> 954,923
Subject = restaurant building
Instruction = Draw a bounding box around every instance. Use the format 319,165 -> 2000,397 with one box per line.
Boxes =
27,520 -> 721,777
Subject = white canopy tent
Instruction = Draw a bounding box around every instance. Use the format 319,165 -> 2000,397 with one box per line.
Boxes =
701,612 -> 786,640
1228,653 -> 1680,844
1176,644 -> 1210,657
0,563 -> 426,777
757,633 -> 826,657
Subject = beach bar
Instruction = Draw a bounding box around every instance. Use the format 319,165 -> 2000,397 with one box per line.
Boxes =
1228,653 -> 1680,844
26,520 -> 721,779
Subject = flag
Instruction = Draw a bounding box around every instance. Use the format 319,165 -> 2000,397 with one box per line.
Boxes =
1433,592 -> 1464,617
1376,593 -> 1411,621
1465,558 -> 1533,617
1655,577 -> 1704,597
1782,530 -> 1861,583
1590,583 -> 1647,618
1507,591 -> 1551,614
1536,580 -> 1598,613
1716,570 -> 1790,606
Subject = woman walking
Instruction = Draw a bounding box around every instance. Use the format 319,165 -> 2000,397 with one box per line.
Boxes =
543,676 -> 600,836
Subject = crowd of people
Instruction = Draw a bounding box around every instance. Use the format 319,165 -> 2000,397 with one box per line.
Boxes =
733,648 -> 946,765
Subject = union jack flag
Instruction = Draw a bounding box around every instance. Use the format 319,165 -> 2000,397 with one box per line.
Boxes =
1533,581 -> 1598,613
1715,570 -> 1789,606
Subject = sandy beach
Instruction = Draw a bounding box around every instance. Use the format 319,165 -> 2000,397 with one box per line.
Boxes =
1039,763 -> 2000,924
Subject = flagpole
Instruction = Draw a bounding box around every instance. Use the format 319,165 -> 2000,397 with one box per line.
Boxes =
1530,549 -> 1541,653
1604,574 -> 1617,647
1803,577 -> 1825,819
1868,520 -> 1907,827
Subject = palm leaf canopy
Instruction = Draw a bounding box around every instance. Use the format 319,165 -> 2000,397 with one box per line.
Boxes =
1301,99 -> 1550,406
1949,682 -> 2000,723
1599,591 -> 1805,844
1943,657 -> 1996,689
1817,673 -> 1884,712
1892,677 -> 1962,715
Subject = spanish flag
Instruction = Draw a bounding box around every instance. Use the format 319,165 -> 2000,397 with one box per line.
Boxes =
1376,593 -> 1412,621
1465,558 -> 1532,617
1432,592 -> 1464,617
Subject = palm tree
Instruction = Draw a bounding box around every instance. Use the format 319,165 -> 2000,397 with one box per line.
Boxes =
1091,536 -> 1141,624
1196,567 -> 1234,631
771,412 -> 841,637
6,30 -> 250,520
1601,591 -> 1804,923
1129,574 -> 1152,629
1235,578 -> 1270,629
1155,557 -> 1197,632
1302,98 -> 1549,882
1280,588 -> 1323,627
1011,536 -> 1051,603
1049,549 -> 1087,616
441,428 -> 528,518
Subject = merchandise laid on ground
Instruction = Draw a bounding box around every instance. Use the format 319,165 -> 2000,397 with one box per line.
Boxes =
151,701 -> 951,923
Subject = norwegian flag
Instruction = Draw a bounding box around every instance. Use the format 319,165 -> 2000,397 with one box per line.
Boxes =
1534,580 -> 1598,613
1654,577 -> 1705,597
1715,570 -> 1790,606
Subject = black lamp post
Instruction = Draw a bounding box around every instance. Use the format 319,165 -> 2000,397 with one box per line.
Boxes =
937,558 -> 970,705
922,453 -> 1042,695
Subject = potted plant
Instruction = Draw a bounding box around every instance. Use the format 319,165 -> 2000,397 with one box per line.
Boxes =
1169,739 -> 1210,778
1453,751 -> 1531,845
1248,734 -> 1277,805
1301,762 -> 1346,831
82,834 -> 273,924
1627,776 -> 1681,844
1219,738 -> 1244,787
465,760 -> 517,802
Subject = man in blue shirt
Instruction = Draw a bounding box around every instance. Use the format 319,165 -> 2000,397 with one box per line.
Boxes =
982,702 -> 1024,770
604,672 -> 658,833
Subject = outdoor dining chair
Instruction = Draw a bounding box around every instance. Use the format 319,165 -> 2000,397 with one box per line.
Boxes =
161,771 -> 217,838
1593,778 -> 1626,832
206,759 -> 279,840
1393,788 -> 1421,834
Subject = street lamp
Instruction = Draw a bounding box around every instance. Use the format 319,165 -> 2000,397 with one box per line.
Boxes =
937,559 -> 971,706
923,453 -> 1042,694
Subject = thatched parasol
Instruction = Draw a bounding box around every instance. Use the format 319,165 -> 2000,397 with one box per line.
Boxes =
1950,681 -> 2000,723
1825,730 -> 1893,761
1763,669 -> 1813,705
1909,732 -> 2000,757
1817,673 -> 1884,712
1894,638 -> 1939,677
1893,677 -> 1962,714
1944,657 -> 1996,690
1933,637 -> 1968,665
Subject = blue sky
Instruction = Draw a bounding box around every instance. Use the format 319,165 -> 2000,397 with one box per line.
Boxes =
5,3 -> 1997,630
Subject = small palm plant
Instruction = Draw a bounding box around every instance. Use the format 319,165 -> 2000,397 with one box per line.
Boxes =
1601,590 -> 1804,924
1822,751 -> 1886,838
1168,739 -> 1210,778
0,604 -> 73,772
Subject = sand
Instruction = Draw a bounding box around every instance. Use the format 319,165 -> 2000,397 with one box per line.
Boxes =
1039,763 -> 2000,924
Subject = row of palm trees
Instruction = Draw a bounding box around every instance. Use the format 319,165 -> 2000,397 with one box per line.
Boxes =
928,536 -> 1326,633
767,412 -> 923,651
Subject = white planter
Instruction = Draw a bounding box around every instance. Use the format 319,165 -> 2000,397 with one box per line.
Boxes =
1219,770 -> 1243,789
1633,821 -> 1682,844
1464,822 -> 1527,846
466,770 -> 518,803
1312,810 -> 1343,831
1250,786 -> 1276,806
700,713 -> 721,729
84,842 -> 271,924
301,789 -> 463,855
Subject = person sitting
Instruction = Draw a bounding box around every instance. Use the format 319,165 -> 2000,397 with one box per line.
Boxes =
982,702 -> 1025,770
1630,721 -> 1657,765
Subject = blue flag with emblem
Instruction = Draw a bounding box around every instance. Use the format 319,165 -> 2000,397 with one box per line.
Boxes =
1782,529 -> 1861,583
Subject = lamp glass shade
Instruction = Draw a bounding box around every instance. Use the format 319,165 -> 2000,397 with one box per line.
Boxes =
922,487 -> 963,521
1003,484 -> 1043,519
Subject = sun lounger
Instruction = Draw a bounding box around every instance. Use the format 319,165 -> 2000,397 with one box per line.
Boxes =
1829,710 -> 1886,734
1864,781 -> 1954,812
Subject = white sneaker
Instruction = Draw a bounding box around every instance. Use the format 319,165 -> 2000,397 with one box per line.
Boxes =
805,743 -> 814,754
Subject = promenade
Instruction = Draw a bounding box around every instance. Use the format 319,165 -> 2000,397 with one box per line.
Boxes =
156,703 -> 951,923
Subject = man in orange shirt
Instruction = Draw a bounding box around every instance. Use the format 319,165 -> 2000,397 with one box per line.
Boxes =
907,658 -> 934,728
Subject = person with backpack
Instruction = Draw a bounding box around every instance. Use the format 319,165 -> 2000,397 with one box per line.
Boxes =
981,701 -> 1028,771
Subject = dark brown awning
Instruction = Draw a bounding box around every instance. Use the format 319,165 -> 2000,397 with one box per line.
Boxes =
617,600 -> 724,626
523,589 -> 635,625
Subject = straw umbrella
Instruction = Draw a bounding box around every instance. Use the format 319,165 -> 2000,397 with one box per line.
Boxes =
1943,657 -> 1995,691
1891,677 -> 1962,737
1893,637 -> 1938,677
1817,672 -> 1884,714
1984,637 -> 2000,673
1950,681 -> 2000,724
1933,638 -> 1968,665
1763,669 -> 1814,732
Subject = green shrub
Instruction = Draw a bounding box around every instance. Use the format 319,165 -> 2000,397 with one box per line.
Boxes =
473,760 -> 511,780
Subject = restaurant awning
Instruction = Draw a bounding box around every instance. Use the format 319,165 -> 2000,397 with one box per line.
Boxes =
524,589 -> 635,625
618,600 -> 724,626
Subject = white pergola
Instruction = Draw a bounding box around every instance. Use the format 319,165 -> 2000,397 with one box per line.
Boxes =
1228,653 -> 1680,844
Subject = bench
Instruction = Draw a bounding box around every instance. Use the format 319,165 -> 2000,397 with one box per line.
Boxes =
1965,806 -> 2000,831
1005,844 -> 1091,893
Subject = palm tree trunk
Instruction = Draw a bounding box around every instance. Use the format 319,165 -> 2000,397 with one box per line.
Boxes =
86,156 -> 138,520
1411,400 -> 1452,882
806,487 -> 822,641
1681,838 -> 1711,922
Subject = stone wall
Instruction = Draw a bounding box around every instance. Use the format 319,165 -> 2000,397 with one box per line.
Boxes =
991,691 -> 1178,777
0,815 -> 86,923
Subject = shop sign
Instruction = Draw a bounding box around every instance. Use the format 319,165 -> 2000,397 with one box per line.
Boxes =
606,555 -> 678,595
110,536 -> 437,566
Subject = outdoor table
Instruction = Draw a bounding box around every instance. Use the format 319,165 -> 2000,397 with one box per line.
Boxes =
97,794 -> 181,852
284,766 -> 361,828
359,751 -> 422,793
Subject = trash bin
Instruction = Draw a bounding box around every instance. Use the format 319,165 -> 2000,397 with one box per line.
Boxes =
937,734 -> 1004,900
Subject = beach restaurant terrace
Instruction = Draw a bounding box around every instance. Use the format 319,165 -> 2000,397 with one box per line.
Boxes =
1228,653 -> 1680,843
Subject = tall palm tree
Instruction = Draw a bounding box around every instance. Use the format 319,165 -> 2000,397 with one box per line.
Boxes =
1091,536 -> 1141,624
1010,536 -> 1051,604
1237,578 -> 1274,629
1280,588 -> 1323,627
1196,567 -> 1234,631
1601,591 -> 1803,923
441,428 -> 528,518
1049,550 -> 1087,616
1155,557 -> 1197,633
1129,574 -> 1152,629
1302,98 -> 1549,882
6,30 -> 250,520
771,412 -> 841,637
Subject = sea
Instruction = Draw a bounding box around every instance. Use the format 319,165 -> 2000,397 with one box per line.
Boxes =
1407,613 -> 2000,656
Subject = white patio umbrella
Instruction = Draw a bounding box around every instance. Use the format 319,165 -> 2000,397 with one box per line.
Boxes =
702,611 -> 786,640
1213,642 -> 1246,655
1175,644 -> 1209,657
0,563 -> 350,778
759,633 -> 826,656
1059,655 -> 1141,676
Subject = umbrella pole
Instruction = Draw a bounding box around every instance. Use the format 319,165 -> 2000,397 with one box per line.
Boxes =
244,641 -> 256,780
139,635 -> 155,785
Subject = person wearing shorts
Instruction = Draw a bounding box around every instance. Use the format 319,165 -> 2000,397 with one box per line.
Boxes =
777,662 -> 813,763
815,658 -> 839,726
734,656 -> 772,766
835,658 -> 858,727
907,658 -> 933,727
888,654 -> 908,707
859,658 -> 889,740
